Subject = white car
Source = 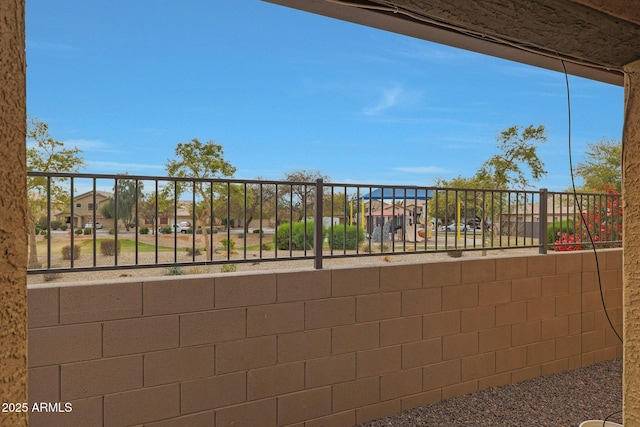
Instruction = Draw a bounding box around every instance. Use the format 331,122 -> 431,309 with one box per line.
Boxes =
172,223 -> 191,234
84,222 -> 103,229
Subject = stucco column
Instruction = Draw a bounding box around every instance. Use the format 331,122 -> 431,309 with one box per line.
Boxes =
623,59 -> 640,425
0,0 -> 28,426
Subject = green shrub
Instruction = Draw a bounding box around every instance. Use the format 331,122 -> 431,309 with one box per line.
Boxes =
547,220 -> 575,244
221,238 -> 236,251
275,221 -> 319,251
40,229 -> 47,236
261,242 -> 273,251
83,228 -> 92,235
50,220 -> 62,230
166,266 -> 183,276
221,263 -> 237,273
328,224 -> 365,250
253,229 -> 263,235
61,244 -> 82,260
160,227 -> 172,234
74,229 -> 83,235
186,247 -> 202,256
140,226 -> 149,234
100,240 -> 121,256
109,228 -> 116,235
59,224 -> 68,231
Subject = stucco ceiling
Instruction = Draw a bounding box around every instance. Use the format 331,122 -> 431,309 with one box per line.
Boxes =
265,0 -> 640,86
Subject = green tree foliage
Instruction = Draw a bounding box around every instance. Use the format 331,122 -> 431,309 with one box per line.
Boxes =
138,191 -> 173,233
100,174 -> 144,231
165,138 -> 236,259
26,117 -> 85,266
280,170 -> 330,221
476,125 -> 548,190
574,137 -> 621,192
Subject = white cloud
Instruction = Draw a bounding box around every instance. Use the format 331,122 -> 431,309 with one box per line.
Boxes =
87,160 -> 165,173
363,84 -> 404,116
64,139 -> 123,153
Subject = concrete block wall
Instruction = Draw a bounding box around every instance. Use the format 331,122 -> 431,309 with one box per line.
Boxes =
26,249 -> 622,427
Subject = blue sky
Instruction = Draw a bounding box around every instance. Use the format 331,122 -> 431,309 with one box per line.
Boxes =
26,0 -> 623,191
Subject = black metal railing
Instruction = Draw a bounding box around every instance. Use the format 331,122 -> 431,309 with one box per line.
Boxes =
26,172 -> 622,274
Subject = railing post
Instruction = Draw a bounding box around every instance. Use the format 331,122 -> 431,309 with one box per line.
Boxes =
314,179 -> 324,269
539,188 -> 548,254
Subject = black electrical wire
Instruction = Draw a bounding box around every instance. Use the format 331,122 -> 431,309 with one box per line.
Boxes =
603,409 -> 622,426
560,59 -> 623,344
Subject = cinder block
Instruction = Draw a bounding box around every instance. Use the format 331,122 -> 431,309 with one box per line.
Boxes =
61,355 -> 142,400
180,308 -> 246,346
495,257 -> 527,280
423,261 -> 460,288
582,329 -> 605,353
555,252 -> 582,274
461,259 -> 495,284
144,411 -> 216,427
306,353 -> 356,388
60,281 -> 141,323
541,275 -> 569,297
332,322 -> 379,354
143,277 -> 214,315
600,269 -> 619,290
29,366 -> 60,403
461,352 -> 495,381
495,301 -> 527,326
605,249 -> 622,271
29,396 -> 102,427
356,399 -> 401,425
511,365 -> 540,383
556,335 -> 581,359
304,410 -> 355,427
512,277 -> 541,301
541,316 -> 569,340
332,267 -> 380,297
181,372 -> 246,413
422,360 -> 460,390
28,287 -> 59,328
305,297 -> 355,330
216,336 -> 277,374
478,281 -> 511,306
569,313 -> 582,335
380,316 -> 422,346
380,368 -> 422,400
277,387 -> 332,426
526,297 -> 556,321
247,362 -> 305,400
402,338 -> 442,369
442,283 -> 478,311
215,273 -> 276,308
582,291 -> 602,312
441,379 -> 478,400
380,264 -> 422,291
442,332 -> 478,360
144,345 -> 215,387
277,329 -> 331,363
215,398 -> 277,427
103,315 -> 179,357
478,326 -> 511,353
555,294 -> 581,317
541,359 -> 568,376
527,255 -> 556,277
460,306 -> 495,332
495,346 -> 526,373
332,377 -> 380,412
478,372 -> 511,390
568,272 -> 581,294
103,384 -> 180,426
400,389 -> 442,411
29,323 -> 102,367
247,302 -> 304,337
423,311 -> 460,338
401,288 -> 441,316
356,292 -> 401,323
511,321 -> 541,346
356,346 -> 401,378
276,270 -> 331,302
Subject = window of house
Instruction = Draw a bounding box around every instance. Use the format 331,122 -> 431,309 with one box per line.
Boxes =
145,218 -> 153,225
76,203 -> 81,208
159,218 -> 168,225
88,203 -> 94,211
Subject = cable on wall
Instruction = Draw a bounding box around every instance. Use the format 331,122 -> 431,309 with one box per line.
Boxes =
560,59 -> 623,344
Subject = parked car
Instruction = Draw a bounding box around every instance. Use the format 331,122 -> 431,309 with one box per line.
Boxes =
172,223 -> 191,234
84,222 -> 103,229
440,223 -> 467,232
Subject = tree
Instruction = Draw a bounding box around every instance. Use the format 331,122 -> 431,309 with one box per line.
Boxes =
280,170 -> 330,221
26,117 -> 85,266
100,174 -> 144,231
476,124 -> 548,190
139,191 -> 173,233
165,138 -> 236,259
574,137 -> 621,192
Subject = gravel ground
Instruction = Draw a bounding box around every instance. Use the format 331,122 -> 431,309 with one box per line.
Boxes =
357,359 -> 622,427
